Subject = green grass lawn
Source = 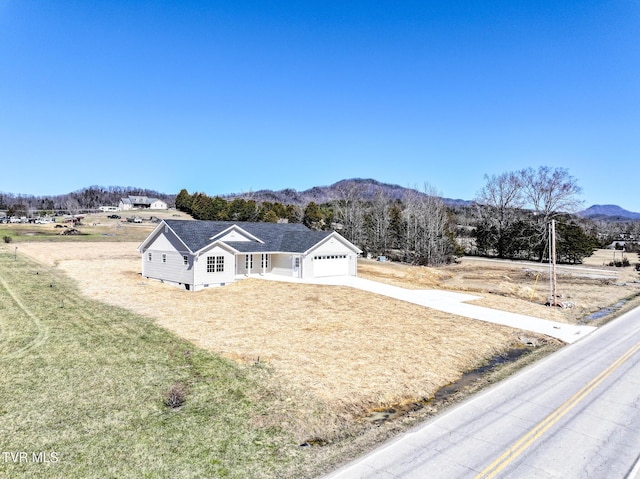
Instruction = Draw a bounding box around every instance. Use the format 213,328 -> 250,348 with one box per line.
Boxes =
0,249 -> 301,478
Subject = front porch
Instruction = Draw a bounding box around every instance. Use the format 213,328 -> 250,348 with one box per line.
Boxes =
234,252 -> 304,279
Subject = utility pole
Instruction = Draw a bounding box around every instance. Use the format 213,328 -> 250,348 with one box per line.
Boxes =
550,219 -> 558,306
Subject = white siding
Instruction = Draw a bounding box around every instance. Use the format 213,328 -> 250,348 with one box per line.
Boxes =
270,254 -> 294,277
193,245 -> 235,289
217,229 -> 253,242
150,200 -> 167,209
141,228 -> 193,287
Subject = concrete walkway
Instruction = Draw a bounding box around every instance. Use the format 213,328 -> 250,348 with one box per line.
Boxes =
261,274 -> 596,344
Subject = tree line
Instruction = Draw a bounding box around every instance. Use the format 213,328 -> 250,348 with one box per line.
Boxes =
4,170 -> 634,266
176,183 -> 461,266
0,186 -> 175,216
175,167 -> 621,266
471,166 -> 598,263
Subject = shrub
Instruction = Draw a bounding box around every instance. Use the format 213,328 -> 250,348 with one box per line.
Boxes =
163,382 -> 188,409
608,258 -> 631,267
3,236 -> 11,244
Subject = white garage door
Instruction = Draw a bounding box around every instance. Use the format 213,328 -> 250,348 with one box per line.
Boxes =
313,254 -> 349,277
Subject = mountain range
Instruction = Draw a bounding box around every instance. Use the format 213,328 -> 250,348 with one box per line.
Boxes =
3,178 -> 638,220
225,178 -> 474,208
226,178 -> 640,219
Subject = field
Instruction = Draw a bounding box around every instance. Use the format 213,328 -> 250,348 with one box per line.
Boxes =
359,252 -> 640,325
0,210 -> 189,244
0,248 -> 300,479
2,216 -> 640,477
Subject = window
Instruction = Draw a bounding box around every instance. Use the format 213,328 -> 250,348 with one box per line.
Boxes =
314,254 -> 347,260
162,254 -> 167,263
148,252 -> 152,261
245,254 -> 253,270
207,255 -> 225,273
261,254 -> 269,269
183,255 -> 188,266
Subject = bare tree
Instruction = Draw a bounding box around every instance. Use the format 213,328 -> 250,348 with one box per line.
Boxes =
518,166 -> 583,219
332,182 -> 366,247
365,190 -> 391,255
518,166 -> 583,260
475,171 -> 524,258
64,197 -> 81,215
403,184 -> 452,265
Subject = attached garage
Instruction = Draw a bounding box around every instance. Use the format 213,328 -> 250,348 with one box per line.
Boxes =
312,254 -> 350,277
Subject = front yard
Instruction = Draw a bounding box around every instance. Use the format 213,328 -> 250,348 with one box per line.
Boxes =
6,238 -> 639,477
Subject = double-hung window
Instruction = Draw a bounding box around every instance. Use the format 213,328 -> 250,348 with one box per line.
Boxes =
216,256 -> 224,272
207,255 -> 225,273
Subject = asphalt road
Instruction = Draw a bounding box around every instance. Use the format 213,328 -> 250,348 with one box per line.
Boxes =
325,305 -> 640,479
461,256 -> 620,279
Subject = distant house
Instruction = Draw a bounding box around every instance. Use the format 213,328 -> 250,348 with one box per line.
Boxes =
138,220 -> 362,291
606,241 -> 627,250
119,196 -> 167,210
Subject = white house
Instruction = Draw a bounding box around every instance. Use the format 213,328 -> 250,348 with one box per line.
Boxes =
138,219 -> 362,291
119,196 -> 168,210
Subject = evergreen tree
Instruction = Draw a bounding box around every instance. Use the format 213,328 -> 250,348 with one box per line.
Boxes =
175,189 -> 193,214
556,221 -> 598,264
303,202 -> 323,230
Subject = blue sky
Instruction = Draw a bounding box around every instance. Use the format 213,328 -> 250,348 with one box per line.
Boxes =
1,1 -> 639,210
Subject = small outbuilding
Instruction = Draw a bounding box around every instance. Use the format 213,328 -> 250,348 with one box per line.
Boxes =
138,219 -> 362,291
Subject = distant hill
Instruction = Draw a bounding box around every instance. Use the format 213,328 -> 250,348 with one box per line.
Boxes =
579,204 -> 640,221
0,186 -> 175,211
226,178 -> 474,208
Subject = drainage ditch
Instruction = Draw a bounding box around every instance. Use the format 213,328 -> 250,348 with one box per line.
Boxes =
364,346 -> 532,425
581,299 -> 628,323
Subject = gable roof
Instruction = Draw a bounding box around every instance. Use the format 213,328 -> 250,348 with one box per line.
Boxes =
160,219 -> 356,254
121,196 -> 165,206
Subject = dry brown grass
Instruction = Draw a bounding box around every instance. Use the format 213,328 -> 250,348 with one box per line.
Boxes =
15,242 -> 639,451
17,243 -> 520,420
359,253 -> 640,324
582,248 -> 638,268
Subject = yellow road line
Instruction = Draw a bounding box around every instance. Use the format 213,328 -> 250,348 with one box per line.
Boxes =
476,341 -> 640,479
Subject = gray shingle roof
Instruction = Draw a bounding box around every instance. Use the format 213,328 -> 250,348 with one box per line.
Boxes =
163,220 -> 334,253
122,196 -> 162,205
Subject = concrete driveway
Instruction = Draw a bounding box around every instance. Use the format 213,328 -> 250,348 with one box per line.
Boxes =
264,274 -> 595,344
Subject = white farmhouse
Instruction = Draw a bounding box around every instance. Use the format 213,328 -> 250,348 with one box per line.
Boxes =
138,220 -> 362,291
119,196 -> 168,210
